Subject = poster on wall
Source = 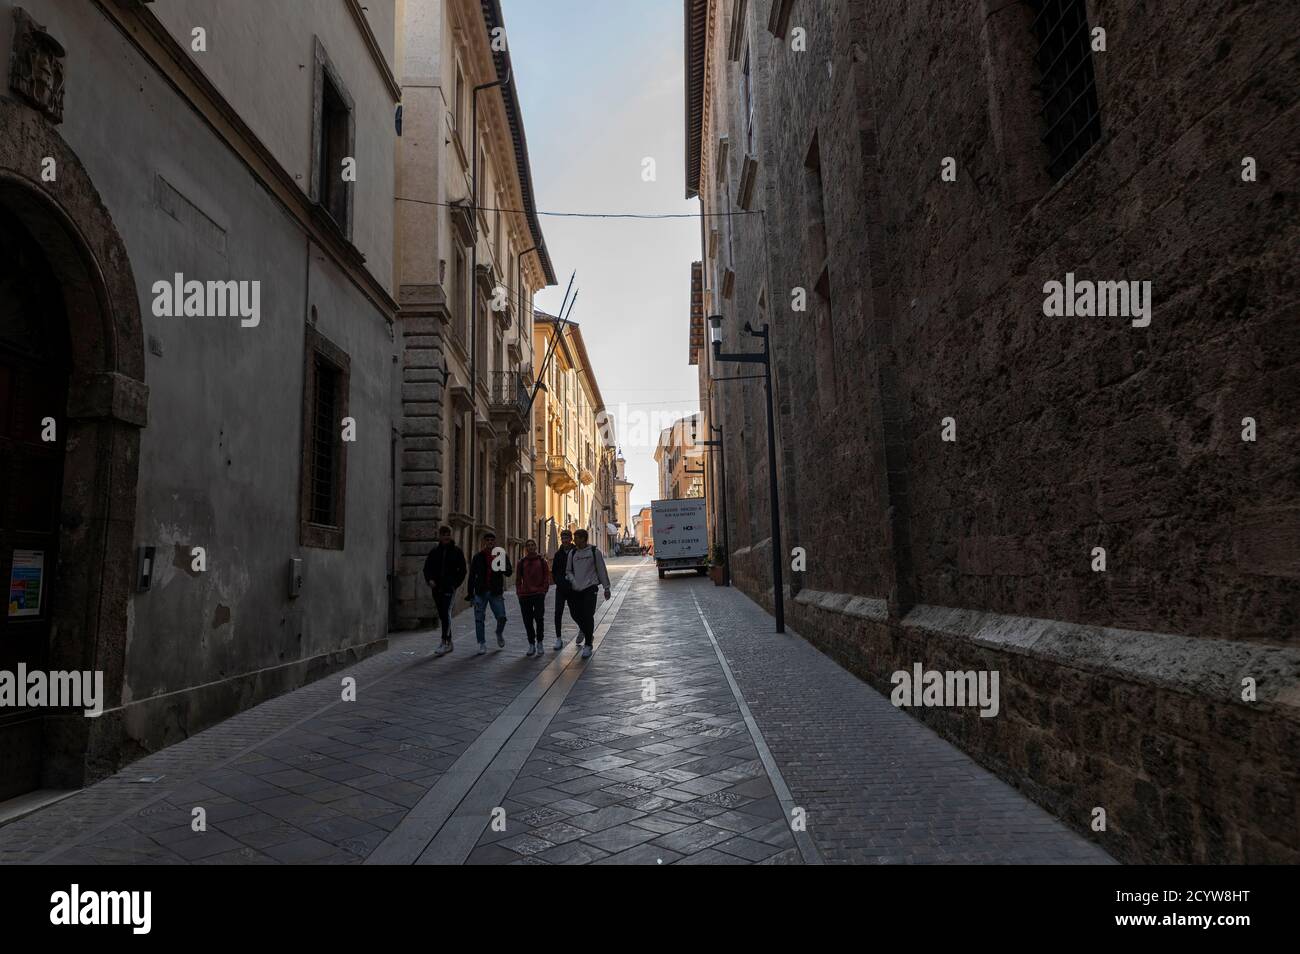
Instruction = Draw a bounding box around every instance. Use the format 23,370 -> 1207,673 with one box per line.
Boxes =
7,550 -> 44,618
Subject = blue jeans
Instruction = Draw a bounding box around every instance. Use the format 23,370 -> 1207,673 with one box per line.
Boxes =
473,592 -> 507,644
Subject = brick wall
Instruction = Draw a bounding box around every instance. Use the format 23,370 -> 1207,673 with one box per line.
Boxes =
701,0 -> 1299,862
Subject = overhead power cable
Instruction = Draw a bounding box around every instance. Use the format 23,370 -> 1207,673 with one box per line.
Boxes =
395,195 -> 762,220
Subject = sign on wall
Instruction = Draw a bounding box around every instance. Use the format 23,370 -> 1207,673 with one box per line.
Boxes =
7,549 -> 45,618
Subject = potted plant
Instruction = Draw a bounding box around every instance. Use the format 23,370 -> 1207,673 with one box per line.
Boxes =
709,545 -> 727,586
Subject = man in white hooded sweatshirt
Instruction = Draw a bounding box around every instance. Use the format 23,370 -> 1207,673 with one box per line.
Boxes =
565,529 -> 611,659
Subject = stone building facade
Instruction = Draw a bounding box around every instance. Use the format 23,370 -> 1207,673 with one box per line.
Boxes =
686,0 -> 1298,862
532,314 -> 616,555
393,0 -> 555,627
633,505 -> 654,554
0,0 -> 400,799
613,452 -> 634,544
655,414 -> 705,501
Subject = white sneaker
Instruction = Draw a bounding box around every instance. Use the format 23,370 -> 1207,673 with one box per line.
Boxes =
434,641 -> 451,656
477,643 -> 486,655
553,637 -> 563,651
526,644 -> 536,657
581,645 -> 592,660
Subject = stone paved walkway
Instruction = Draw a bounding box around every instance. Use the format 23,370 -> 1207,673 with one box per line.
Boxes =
0,558 -> 1111,864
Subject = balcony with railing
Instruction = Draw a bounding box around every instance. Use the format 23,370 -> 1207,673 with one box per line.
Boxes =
488,370 -> 530,434
545,453 -> 578,493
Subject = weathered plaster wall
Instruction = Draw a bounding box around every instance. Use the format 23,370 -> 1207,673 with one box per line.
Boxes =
3,0 -> 396,762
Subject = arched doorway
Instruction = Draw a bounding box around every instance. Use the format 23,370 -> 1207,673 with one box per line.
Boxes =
0,204 -> 70,799
0,96 -> 147,798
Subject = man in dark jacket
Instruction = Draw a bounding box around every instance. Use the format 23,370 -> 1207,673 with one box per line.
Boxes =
424,525 -> 466,656
465,531 -> 512,654
550,529 -> 575,651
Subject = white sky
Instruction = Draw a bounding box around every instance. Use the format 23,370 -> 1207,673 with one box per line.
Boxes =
503,0 -> 702,509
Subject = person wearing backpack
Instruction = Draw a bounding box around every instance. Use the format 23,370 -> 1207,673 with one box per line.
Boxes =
565,529 -> 611,660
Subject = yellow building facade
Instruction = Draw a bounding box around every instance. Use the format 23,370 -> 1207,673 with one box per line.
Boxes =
532,314 -> 617,555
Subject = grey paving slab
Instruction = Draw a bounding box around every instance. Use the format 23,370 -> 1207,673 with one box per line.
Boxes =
1,556 -> 1112,865
463,562 -> 801,866
0,568 -> 636,865
687,575 -> 1114,865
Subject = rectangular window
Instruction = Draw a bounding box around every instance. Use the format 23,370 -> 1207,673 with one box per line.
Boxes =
454,64 -> 465,136
309,358 -> 342,525
476,299 -> 488,374
477,148 -> 487,210
494,197 -> 505,275
742,44 -> 755,156
478,450 -> 486,518
453,247 -> 467,344
452,422 -> 464,512
300,325 -> 350,549
1029,0 -> 1101,179
312,39 -> 355,236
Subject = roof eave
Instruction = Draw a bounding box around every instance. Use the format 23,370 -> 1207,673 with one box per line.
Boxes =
483,0 -> 557,286
684,0 -> 707,199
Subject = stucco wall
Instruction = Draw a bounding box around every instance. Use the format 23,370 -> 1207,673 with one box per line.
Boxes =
148,0 -> 397,292
3,0 -> 397,756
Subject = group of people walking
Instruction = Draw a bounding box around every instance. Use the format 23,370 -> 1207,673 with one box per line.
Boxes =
421,526 -> 612,660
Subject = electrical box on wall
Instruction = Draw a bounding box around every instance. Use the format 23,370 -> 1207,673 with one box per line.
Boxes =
137,546 -> 155,591
288,557 -> 303,598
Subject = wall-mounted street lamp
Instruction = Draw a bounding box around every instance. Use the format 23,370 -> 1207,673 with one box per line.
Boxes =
709,314 -> 784,632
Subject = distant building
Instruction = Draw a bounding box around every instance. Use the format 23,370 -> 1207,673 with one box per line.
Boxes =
613,452 -> 634,543
632,506 -> 655,554
654,414 -> 704,500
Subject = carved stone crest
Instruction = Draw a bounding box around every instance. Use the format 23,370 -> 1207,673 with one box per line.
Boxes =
9,8 -> 66,124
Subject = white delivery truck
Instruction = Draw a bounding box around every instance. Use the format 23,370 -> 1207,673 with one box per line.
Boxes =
650,498 -> 709,579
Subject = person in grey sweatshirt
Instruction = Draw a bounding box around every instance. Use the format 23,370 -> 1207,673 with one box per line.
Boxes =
565,529 -> 611,659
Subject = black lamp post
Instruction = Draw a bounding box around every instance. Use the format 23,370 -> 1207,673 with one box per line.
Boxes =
709,314 -> 784,632
696,421 -> 730,586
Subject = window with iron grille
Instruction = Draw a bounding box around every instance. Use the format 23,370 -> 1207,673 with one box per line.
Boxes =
300,325 -> 350,549
309,358 -> 341,526
1029,0 -> 1101,179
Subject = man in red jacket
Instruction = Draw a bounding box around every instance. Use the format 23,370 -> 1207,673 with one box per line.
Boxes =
516,538 -> 551,657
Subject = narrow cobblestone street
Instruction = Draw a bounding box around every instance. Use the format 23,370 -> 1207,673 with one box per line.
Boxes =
0,559 -> 1110,865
